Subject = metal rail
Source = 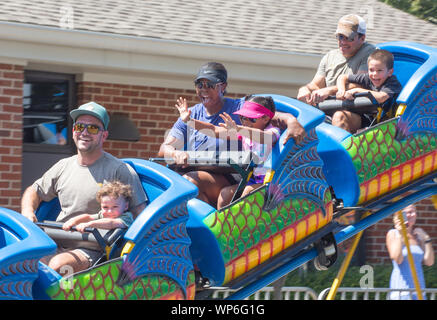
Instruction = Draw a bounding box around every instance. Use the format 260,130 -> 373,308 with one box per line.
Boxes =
318,287 -> 437,300
212,286 -> 318,300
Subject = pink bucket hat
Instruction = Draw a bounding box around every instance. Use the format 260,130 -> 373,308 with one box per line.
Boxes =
233,101 -> 274,119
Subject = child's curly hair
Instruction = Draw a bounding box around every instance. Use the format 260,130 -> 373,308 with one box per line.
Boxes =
96,180 -> 133,204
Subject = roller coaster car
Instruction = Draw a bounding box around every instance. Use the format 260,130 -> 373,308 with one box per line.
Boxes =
184,42 -> 436,294
318,91 -> 380,117
35,220 -> 127,265
316,41 -> 437,212
0,41 -> 435,300
0,159 -> 200,300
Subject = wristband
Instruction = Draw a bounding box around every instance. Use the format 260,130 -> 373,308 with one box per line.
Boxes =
425,238 -> 432,244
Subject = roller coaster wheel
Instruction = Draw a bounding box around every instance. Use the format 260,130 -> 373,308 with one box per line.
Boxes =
313,232 -> 338,271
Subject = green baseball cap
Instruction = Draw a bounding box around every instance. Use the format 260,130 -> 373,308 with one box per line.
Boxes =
70,101 -> 110,130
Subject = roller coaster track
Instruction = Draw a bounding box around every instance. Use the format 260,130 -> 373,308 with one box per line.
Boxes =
221,172 -> 437,300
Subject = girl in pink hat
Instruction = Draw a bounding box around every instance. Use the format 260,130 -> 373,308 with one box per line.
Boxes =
175,95 -> 280,208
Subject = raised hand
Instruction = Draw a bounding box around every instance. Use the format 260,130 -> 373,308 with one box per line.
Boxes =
414,227 -> 430,243
218,112 -> 238,131
175,97 -> 191,123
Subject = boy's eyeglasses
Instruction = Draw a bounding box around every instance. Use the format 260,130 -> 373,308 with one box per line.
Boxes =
239,115 -> 258,123
335,33 -> 357,42
194,80 -> 221,90
73,123 -> 103,135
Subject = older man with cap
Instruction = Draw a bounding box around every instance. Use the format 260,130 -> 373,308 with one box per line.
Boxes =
297,14 -> 376,133
21,102 -> 147,273
158,62 -> 306,207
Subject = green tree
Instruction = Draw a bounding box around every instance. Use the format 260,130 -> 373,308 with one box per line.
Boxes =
380,0 -> 437,24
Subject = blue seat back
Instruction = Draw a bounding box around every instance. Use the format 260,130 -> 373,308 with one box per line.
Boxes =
186,198 -> 224,285
378,41 -> 437,107
315,123 -> 359,207
35,198 -> 61,222
258,94 -> 326,172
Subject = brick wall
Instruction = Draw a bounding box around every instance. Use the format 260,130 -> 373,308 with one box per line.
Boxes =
76,81 -> 191,159
76,81 -> 244,159
0,77 -> 244,211
0,64 -> 23,211
365,197 -> 437,264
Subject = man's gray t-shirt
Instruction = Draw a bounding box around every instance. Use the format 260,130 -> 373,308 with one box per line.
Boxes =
33,152 -> 147,222
316,42 -> 376,87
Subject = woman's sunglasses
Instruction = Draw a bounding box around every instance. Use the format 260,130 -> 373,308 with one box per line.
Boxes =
239,115 -> 258,123
73,123 -> 103,135
194,80 -> 221,90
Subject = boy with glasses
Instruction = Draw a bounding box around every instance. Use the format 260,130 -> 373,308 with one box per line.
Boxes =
21,102 -> 147,273
297,14 -> 376,133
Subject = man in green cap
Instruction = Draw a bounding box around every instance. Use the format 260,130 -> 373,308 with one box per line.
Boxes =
21,101 -> 147,273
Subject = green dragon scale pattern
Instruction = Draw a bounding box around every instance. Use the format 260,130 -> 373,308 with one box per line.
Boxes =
203,186 -> 331,264
342,118 -> 436,184
46,258 -> 194,300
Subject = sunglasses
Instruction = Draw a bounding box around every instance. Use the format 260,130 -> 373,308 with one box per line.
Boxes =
73,122 -> 103,135
194,80 -> 221,90
239,115 -> 258,123
335,33 -> 357,42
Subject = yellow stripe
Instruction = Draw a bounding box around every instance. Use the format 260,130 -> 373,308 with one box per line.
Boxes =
223,202 -> 333,284
401,164 -> 412,184
395,103 -> 407,117
120,240 -> 135,256
379,173 -> 390,196
233,257 -> 247,280
367,179 -> 379,200
391,168 -> 401,189
412,159 -> 423,180
263,170 -> 275,184
423,154 -> 434,175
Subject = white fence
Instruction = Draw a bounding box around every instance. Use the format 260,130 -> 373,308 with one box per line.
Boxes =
211,286 -> 318,300
318,287 -> 437,300
210,286 -> 437,300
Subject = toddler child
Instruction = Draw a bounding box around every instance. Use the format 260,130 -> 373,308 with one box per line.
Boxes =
43,180 -> 134,274
63,180 -> 134,232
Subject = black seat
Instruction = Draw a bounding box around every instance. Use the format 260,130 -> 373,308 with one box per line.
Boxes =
36,221 -> 127,266
317,92 -> 399,128
318,92 -> 379,116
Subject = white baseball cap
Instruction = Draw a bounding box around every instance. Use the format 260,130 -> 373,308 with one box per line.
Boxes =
336,14 -> 366,36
